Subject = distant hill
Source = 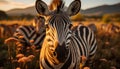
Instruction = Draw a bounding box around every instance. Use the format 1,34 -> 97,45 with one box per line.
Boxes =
6,3 -> 120,16
7,6 -> 37,16
81,3 -> 120,16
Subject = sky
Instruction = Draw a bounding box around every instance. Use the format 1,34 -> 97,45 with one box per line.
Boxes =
0,0 -> 120,11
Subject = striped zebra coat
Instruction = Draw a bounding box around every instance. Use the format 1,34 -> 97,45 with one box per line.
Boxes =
13,25 -> 45,49
35,0 -> 97,68
10,16 -> 46,49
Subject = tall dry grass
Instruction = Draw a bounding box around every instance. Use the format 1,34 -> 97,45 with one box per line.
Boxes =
0,20 -> 33,25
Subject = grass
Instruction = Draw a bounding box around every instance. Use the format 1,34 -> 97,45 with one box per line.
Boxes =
92,31 -> 120,69
0,20 -> 33,25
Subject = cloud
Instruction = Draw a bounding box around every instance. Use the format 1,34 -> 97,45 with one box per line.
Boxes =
9,2 -> 34,9
0,0 -> 35,11
0,0 -> 29,7
9,1 -> 27,6
0,0 -> 9,4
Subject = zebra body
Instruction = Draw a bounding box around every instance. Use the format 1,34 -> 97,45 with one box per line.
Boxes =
71,25 -> 97,59
12,16 -> 46,49
14,25 -> 45,48
35,0 -> 97,68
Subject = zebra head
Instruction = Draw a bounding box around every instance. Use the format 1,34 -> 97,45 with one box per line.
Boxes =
33,16 -> 45,34
36,0 -> 81,63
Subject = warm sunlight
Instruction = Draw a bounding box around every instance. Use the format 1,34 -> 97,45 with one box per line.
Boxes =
0,0 -> 120,69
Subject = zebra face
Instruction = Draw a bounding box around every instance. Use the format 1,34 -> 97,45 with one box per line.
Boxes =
36,0 -> 81,63
44,13 -> 72,62
36,0 -> 81,45
46,13 -> 72,45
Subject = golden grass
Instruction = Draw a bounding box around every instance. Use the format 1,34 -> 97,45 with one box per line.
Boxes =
0,20 -> 120,27
0,20 -> 34,25
72,21 -> 120,30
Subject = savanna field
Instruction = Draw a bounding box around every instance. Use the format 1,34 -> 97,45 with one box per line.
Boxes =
0,13 -> 120,69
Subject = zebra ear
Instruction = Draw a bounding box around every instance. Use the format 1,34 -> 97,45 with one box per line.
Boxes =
35,0 -> 50,15
67,0 -> 81,16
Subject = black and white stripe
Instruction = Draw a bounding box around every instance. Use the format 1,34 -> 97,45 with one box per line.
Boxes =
35,0 -> 97,68
13,16 -> 46,49
71,25 -> 97,59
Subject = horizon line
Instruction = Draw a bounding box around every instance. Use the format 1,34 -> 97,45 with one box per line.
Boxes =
2,2 -> 120,11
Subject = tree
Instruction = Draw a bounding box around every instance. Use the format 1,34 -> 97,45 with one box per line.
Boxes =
0,10 -> 8,20
19,14 -> 34,20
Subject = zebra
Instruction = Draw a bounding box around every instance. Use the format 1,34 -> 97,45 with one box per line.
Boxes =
6,16 -> 46,49
35,0 -> 97,69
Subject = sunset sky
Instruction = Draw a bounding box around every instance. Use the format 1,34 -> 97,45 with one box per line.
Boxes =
0,0 -> 120,11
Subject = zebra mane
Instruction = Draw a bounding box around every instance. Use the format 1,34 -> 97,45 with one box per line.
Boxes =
56,0 -> 65,12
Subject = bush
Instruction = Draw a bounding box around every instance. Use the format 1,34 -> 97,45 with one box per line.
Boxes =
0,10 -> 8,20
102,14 -> 111,23
70,13 -> 85,21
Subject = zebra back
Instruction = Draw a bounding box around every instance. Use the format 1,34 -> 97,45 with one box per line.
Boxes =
72,25 -> 97,58
12,16 -> 46,49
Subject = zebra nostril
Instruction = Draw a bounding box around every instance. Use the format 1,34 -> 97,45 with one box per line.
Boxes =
58,42 -> 65,47
53,52 -> 57,57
